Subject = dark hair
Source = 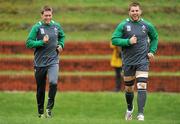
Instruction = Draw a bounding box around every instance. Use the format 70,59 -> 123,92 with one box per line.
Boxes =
128,2 -> 141,11
41,5 -> 53,14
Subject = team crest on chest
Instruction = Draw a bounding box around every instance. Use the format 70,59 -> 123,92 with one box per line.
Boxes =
142,25 -> 146,33
40,28 -> 45,34
54,27 -> 58,35
126,25 -> 131,31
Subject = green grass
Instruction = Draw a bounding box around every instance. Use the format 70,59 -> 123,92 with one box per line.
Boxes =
0,0 -> 179,42
0,92 -> 180,124
0,70 -> 180,77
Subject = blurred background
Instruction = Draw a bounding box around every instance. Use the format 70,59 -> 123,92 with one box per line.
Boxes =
0,1 -> 180,124
0,0 -> 180,92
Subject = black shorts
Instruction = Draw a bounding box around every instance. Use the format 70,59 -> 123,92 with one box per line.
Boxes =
123,63 -> 149,76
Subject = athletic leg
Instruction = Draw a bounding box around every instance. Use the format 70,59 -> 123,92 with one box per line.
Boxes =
136,63 -> 149,121
124,77 -> 135,111
46,64 -> 59,116
123,65 -> 136,120
34,67 -> 47,115
136,76 -> 148,114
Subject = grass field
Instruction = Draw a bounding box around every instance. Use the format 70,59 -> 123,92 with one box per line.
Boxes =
0,92 -> 180,124
0,0 -> 179,42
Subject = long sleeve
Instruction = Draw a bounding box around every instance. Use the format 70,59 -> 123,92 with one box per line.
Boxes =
57,24 -> 65,48
111,20 -> 130,47
26,24 -> 45,48
147,22 -> 158,54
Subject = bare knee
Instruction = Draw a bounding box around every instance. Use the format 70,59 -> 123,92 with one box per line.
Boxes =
125,86 -> 134,92
124,76 -> 135,92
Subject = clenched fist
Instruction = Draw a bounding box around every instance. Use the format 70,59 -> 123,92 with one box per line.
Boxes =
129,35 -> 137,44
43,34 -> 49,43
56,45 -> 63,53
148,53 -> 154,61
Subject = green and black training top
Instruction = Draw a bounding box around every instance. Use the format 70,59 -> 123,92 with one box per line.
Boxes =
26,20 -> 65,67
111,18 -> 158,65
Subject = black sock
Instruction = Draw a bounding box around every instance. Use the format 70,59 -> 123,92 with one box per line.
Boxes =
125,92 -> 134,111
137,90 -> 147,114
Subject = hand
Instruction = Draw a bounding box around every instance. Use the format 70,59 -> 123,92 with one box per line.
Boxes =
43,34 -> 49,43
148,53 -> 154,61
129,35 -> 137,44
56,45 -> 63,53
